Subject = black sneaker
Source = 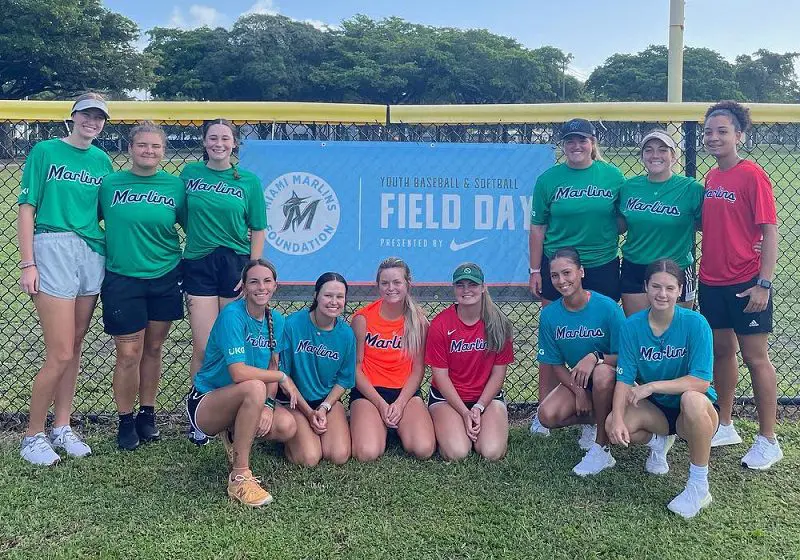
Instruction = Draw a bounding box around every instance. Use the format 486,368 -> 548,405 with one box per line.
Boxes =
135,410 -> 161,442
188,426 -> 209,447
118,418 -> 139,451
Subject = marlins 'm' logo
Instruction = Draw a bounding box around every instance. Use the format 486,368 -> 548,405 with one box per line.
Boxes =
281,191 -> 321,232
264,172 -> 340,256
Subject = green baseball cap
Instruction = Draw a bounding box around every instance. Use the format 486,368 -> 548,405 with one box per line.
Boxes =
452,263 -> 484,284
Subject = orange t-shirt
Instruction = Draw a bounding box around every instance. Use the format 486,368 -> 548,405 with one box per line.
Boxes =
354,300 -> 412,389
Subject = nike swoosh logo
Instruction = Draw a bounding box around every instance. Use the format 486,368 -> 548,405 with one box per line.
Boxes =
449,237 -> 487,251
447,329 -> 457,336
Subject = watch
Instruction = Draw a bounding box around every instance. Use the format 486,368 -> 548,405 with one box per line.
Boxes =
318,402 -> 332,413
528,267 -> 541,275
471,403 -> 486,414
755,278 -> 772,289
592,351 -> 605,365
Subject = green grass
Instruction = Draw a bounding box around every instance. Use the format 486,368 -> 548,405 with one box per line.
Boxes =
1,420 -> 799,559
1,142 -> 800,416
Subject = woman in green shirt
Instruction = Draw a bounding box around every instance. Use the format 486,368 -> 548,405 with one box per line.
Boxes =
17,93 -> 113,466
529,118 -> 625,437
181,119 -> 267,444
618,129 -> 703,316
99,122 -> 186,451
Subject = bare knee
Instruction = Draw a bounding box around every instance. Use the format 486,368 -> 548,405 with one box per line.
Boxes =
405,436 -> 436,460
115,348 -> 142,372
477,443 -> 506,462
680,391 -> 709,419
240,379 -> 267,406
292,448 -> 322,468
352,439 -> 384,462
327,443 -> 351,465
740,349 -> 772,372
438,439 -> 471,462
592,365 -> 616,392
143,340 -> 165,359
44,346 -> 76,371
271,412 -> 297,441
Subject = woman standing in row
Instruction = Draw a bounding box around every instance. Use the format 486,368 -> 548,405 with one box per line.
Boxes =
529,119 -> 625,438
98,122 -> 186,450
699,101 -> 782,469
618,129 -> 704,316
181,119 -> 266,444
17,93 -> 113,466
350,257 -> 435,461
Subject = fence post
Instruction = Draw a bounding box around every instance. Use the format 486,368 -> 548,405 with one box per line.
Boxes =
683,120 -> 697,178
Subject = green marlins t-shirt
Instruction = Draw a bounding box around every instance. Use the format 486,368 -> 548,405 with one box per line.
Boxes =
99,170 -> 186,278
19,138 -> 113,255
180,162 -> 267,260
618,174 -> 703,269
530,161 -> 625,267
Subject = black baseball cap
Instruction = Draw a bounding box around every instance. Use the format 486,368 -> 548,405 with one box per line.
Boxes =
560,118 -> 595,139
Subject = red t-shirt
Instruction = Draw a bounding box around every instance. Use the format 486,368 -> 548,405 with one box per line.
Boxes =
424,305 -> 514,402
699,160 -> 777,286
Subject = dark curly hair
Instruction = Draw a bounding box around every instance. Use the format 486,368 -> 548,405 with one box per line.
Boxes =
704,100 -> 752,133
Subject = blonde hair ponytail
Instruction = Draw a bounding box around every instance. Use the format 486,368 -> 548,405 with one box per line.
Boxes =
480,289 -> 513,353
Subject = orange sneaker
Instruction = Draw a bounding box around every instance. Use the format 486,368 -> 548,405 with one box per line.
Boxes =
227,470 -> 273,507
220,430 -> 235,468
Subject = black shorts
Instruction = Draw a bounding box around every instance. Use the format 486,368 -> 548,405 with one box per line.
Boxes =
620,259 -> 697,302
275,389 -> 326,411
182,246 -> 249,298
427,385 -> 505,409
186,386 -> 210,434
647,395 -> 720,436
101,266 -> 184,336
698,278 -> 773,334
540,254 -> 620,302
349,386 -> 423,406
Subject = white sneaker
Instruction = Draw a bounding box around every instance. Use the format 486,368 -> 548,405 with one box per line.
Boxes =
50,426 -> 92,458
21,432 -> 60,466
645,434 -> 676,475
741,435 -> 783,470
529,413 -> 550,436
667,483 -> 712,519
572,443 -> 616,477
578,424 -> 597,450
710,422 -> 742,447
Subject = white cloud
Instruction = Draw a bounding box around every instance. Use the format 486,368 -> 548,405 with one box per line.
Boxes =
244,0 -> 279,16
302,18 -> 336,31
168,4 -> 226,29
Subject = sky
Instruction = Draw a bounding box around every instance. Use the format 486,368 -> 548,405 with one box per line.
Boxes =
103,0 -> 800,81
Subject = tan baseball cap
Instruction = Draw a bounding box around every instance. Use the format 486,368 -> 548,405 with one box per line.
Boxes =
640,129 -> 677,152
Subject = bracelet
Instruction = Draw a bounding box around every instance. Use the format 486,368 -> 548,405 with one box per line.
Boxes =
318,401 -> 332,412
278,372 -> 287,384
265,398 -> 275,410
472,402 -> 486,414
528,267 -> 541,274
19,261 -> 35,269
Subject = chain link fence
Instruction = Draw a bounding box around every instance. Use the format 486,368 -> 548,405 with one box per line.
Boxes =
1,109 -> 798,424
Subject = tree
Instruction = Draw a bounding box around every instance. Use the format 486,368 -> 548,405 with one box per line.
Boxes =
0,0 -> 152,99
145,27 -> 233,100
735,50 -> 800,102
586,45 -> 739,102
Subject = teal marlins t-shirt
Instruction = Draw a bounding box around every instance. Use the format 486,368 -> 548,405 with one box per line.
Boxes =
616,306 -> 716,409
538,291 -> 625,368
280,310 -> 356,402
194,299 -> 286,394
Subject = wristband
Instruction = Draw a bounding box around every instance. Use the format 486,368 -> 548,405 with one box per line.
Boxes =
318,401 -> 332,412
19,261 -> 35,269
528,267 -> 541,274
471,402 -> 485,414
265,398 -> 275,410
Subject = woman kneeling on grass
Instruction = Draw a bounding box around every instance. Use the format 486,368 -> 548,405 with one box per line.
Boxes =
350,257 -> 435,461
425,263 -> 514,461
607,259 -> 719,519
278,272 -> 357,467
187,259 -> 300,507
536,248 -> 625,476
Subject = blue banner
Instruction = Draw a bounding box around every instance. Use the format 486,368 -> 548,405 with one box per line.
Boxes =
239,140 -> 555,284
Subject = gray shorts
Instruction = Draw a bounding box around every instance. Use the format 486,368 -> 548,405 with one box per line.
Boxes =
34,232 -> 105,299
